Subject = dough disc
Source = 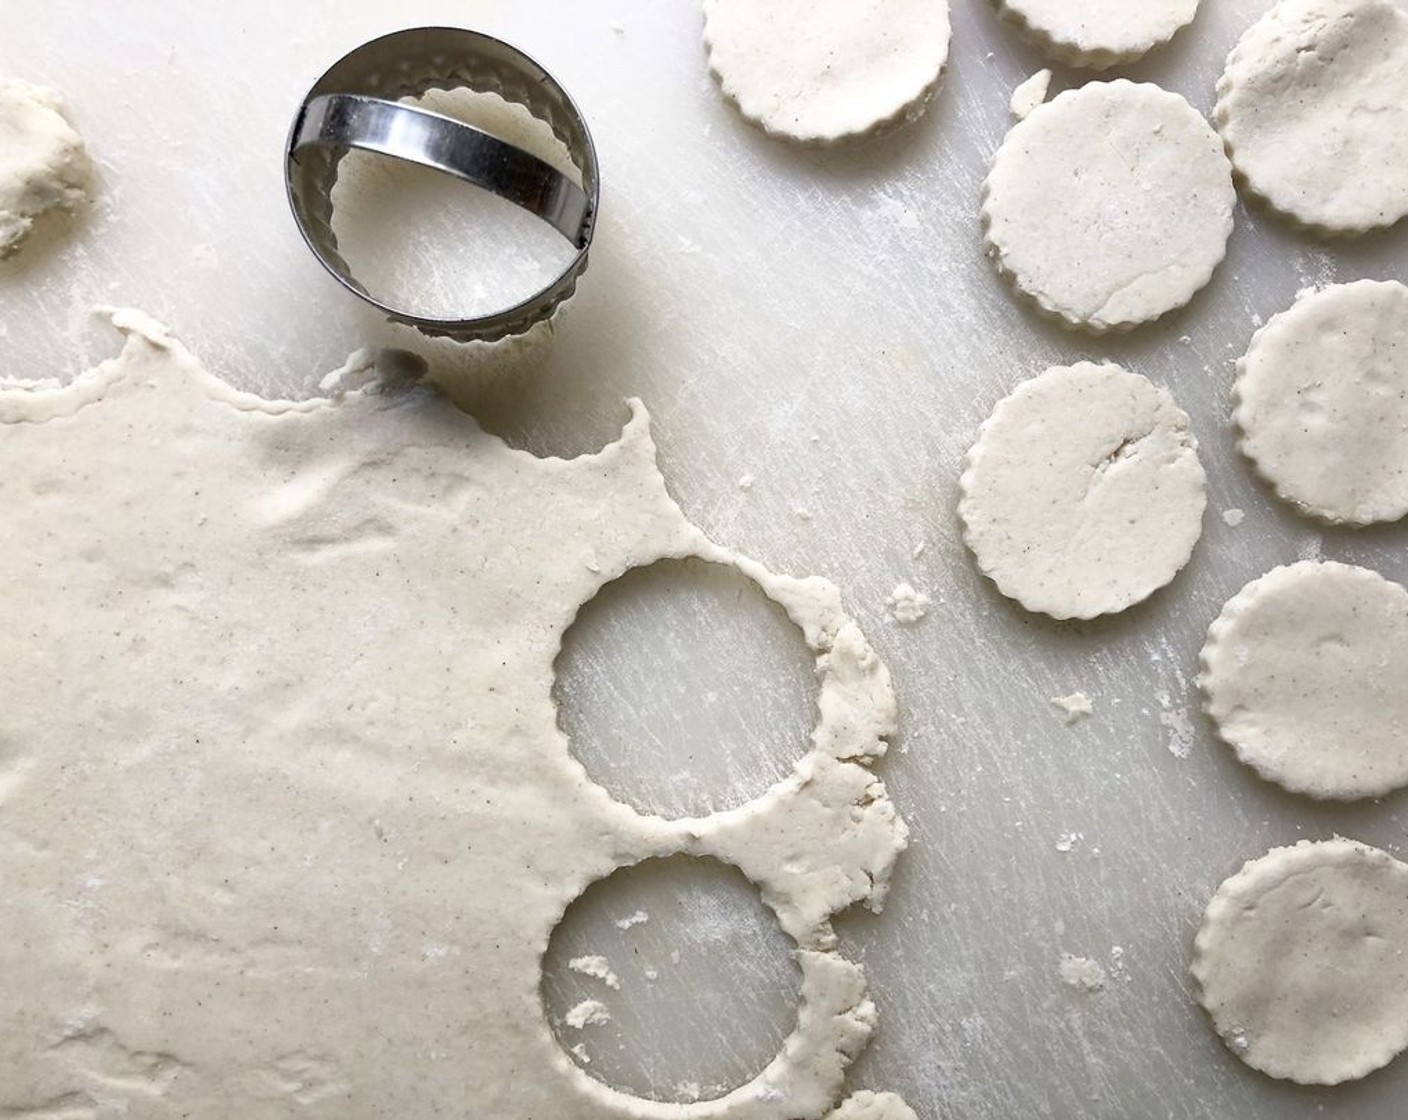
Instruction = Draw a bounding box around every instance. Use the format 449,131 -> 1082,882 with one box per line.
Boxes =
992,0 -> 1201,69
1214,0 -> 1408,235
702,0 -> 951,144
1199,561 -> 1408,800
0,79 -> 90,257
959,362 -> 1207,620
1234,280 -> 1408,526
981,81 -> 1235,333
1192,839 -> 1408,1085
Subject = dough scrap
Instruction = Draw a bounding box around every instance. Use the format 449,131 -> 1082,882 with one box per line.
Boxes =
993,0 -> 1200,69
0,312 -> 909,1120
1008,70 -> 1052,120
981,80 -> 1235,334
702,0 -> 951,144
1192,838 -> 1408,1085
1214,0 -> 1408,235
1234,280 -> 1408,527
959,363 -> 1207,620
0,78 -> 90,257
1199,561 -> 1408,800
824,1091 -> 918,1120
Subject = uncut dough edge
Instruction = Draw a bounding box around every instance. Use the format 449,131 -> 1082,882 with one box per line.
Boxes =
0,311 -> 908,1120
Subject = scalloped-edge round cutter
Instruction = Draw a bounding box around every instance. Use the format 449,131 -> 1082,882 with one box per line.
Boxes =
1199,561 -> 1408,800
981,81 -> 1235,334
1192,839 -> 1408,1085
702,0 -> 951,145
959,362 -> 1207,620
286,27 -> 599,344
1234,280 -> 1408,526
992,0 -> 1201,70
1215,0 -> 1408,236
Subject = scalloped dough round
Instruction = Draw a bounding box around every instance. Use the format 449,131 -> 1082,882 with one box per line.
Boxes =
0,78 -> 90,257
1200,562 -> 1408,799
702,0 -> 951,144
993,0 -> 1201,69
981,81 -> 1235,333
1215,0 -> 1408,235
1235,280 -> 1408,526
1192,839 -> 1408,1085
959,362 -> 1207,620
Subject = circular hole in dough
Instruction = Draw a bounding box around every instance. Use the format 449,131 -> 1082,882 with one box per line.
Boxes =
958,362 -> 1207,620
1215,0 -> 1408,236
554,557 -> 819,820
701,0 -> 952,144
1192,838 -> 1408,1085
540,854 -> 801,1102
1234,280 -> 1408,527
1199,561 -> 1408,800
981,80 -> 1235,334
0,78 -> 91,259
991,0 -> 1201,70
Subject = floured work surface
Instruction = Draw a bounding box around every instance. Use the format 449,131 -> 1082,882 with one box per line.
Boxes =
5,2 -> 1408,1119
0,315 -> 906,1118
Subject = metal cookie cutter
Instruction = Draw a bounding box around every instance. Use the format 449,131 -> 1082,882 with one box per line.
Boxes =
285,27 -> 599,344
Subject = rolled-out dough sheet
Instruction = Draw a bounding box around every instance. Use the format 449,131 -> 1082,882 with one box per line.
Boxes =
959,362 -> 1207,620
1192,839 -> 1408,1085
1214,0 -> 1408,235
701,0 -> 951,144
981,81 -> 1235,334
1234,280 -> 1408,527
0,313 -> 909,1119
1199,561 -> 1408,800
0,78 -> 90,258
992,0 -> 1201,69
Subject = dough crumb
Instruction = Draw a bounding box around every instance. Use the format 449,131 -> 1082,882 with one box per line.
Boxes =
0,79 -> 91,258
1221,508 -> 1246,527
567,955 -> 620,990
563,999 -> 611,1029
1055,831 -> 1083,853
614,909 -> 649,930
1059,953 -> 1108,993
1010,69 -> 1053,120
887,582 -> 931,624
1110,945 -> 1128,980
911,539 -> 927,559
570,1042 -> 591,1064
737,473 -> 755,491
1155,690 -> 1194,759
676,1081 -> 702,1103
825,1090 -> 920,1120
1051,692 -> 1094,723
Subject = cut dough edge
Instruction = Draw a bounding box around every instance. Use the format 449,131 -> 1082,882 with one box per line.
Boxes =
1191,838 -> 1408,1085
979,81 -> 1234,334
1197,560 -> 1408,800
700,1 -> 952,145
1212,0 -> 1408,237
1,310 -> 910,1120
957,363 -> 1206,620
991,0 -> 1199,69
1231,280 -> 1408,527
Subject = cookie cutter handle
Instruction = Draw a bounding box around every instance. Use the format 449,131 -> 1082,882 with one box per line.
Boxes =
291,94 -> 591,248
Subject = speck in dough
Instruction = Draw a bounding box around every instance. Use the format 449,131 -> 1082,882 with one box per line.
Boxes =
1215,0 -> 1408,235
982,81 -> 1235,333
959,363 -> 1207,620
1200,561 -> 1408,800
1235,280 -> 1408,526
702,0 -> 951,144
993,0 -> 1201,69
0,79 -> 90,257
1192,839 -> 1408,1085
